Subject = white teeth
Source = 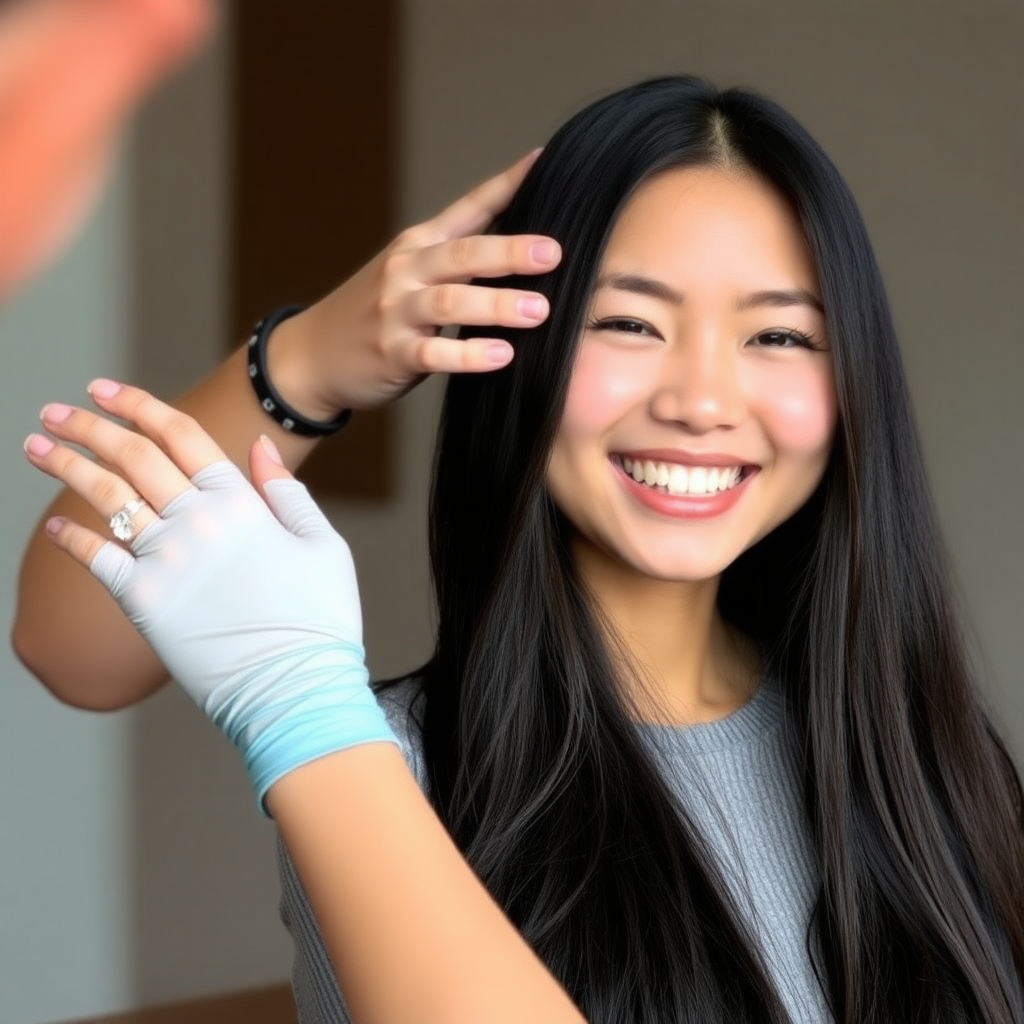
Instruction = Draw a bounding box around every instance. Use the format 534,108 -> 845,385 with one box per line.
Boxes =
620,457 -> 742,497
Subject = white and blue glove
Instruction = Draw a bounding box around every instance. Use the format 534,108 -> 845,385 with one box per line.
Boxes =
89,460 -> 398,809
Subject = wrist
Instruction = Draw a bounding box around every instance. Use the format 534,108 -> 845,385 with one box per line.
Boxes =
265,307 -> 349,424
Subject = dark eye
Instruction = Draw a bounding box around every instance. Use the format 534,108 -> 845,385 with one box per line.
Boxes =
588,317 -> 657,336
751,328 -> 819,349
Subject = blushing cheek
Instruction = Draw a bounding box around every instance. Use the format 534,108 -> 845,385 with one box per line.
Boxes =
561,343 -> 655,435
754,363 -> 838,455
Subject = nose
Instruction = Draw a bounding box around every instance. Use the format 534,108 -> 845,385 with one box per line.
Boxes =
648,331 -> 747,433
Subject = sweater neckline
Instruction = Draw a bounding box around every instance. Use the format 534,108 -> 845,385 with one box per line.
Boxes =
636,677 -> 784,756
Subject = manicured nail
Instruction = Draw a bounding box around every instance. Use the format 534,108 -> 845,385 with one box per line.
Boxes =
530,240 -> 559,265
485,342 -> 514,366
40,402 -> 73,424
88,378 -> 123,399
45,516 -> 67,536
517,295 -> 547,321
24,433 -> 55,456
260,434 -> 284,466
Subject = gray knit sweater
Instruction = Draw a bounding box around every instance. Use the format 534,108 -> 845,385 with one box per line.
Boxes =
277,677 -> 831,1023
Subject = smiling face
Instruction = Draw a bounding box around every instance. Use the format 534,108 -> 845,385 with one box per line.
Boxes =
546,165 -> 838,586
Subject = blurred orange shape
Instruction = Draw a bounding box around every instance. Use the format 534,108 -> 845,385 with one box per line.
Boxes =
0,0 -> 215,297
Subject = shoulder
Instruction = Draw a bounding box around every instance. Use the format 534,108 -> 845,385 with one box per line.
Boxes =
374,675 -> 429,791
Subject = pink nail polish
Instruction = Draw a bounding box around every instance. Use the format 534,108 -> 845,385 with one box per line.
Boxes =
517,296 -> 547,321
530,241 -> 559,264
24,434 -> 55,456
41,403 -> 73,424
260,434 -> 284,466
45,516 -> 66,536
485,342 -> 513,366
88,378 -> 123,399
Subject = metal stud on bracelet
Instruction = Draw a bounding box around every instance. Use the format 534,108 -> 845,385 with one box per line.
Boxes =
246,305 -> 352,437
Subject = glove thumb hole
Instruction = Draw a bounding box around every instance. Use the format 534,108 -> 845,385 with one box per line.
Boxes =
89,541 -> 136,602
261,476 -> 336,540
249,434 -> 294,485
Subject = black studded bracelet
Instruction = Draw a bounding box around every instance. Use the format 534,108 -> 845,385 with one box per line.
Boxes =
246,305 -> 352,437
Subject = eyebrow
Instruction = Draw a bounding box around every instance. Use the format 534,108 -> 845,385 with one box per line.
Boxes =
595,273 -> 825,314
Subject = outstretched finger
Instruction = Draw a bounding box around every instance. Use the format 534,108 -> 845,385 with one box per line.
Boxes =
37,401 -> 192,513
43,514 -> 131,582
402,281 -> 549,331
24,431 -> 163,543
409,335 -> 517,374
430,149 -> 542,240
86,378 -> 228,479
414,233 -> 561,286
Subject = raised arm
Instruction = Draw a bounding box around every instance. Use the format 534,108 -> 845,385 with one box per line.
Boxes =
12,152 -> 560,709
21,385 -> 584,1024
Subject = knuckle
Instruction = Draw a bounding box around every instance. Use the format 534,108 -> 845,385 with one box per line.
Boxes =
117,386 -> 150,420
430,284 -> 459,321
411,339 -> 435,373
493,289 -> 511,319
447,236 -> 476,272
395,224 -> 428,250
374,290 -> 397,326
46,444 -> 76,474
75,412 -> 106,447
162,409 -> 201,444
380,249 -> 408,283
455,344 -> 476,371
118,431 -> 154,466
61,524 -> 89,558
92,474 -> 124,511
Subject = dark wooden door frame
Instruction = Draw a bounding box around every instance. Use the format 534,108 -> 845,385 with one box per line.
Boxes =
230,2 -> 399,499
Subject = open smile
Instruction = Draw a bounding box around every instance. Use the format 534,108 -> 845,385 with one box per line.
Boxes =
614,455 -> 754,497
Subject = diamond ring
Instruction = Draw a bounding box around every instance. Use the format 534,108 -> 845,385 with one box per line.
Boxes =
109,498 -> 149,542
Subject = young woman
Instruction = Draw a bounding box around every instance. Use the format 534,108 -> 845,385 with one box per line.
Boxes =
17,77 -> 1024,1024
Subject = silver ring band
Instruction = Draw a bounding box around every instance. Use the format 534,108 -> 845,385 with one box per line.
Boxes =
109,498 -> 148,542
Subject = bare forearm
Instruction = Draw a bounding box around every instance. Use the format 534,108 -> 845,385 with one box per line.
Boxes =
267,744 -> 586,1024
14,154 -> 559,710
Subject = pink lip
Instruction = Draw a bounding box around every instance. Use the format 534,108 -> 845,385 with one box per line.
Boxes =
612,458 -> 757,519
614,448 -> 755,468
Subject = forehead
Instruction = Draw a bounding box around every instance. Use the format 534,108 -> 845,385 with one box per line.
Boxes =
599,166 -> 819,295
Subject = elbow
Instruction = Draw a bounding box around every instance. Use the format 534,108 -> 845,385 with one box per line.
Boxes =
11,617 -> 135,711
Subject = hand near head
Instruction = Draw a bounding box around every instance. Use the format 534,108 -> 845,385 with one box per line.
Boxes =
271,150 -> 563,420
23,381 -> 397,808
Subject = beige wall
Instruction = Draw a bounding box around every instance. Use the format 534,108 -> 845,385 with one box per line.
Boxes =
2,3 -> 1020,1022
396,0 -> 1024,745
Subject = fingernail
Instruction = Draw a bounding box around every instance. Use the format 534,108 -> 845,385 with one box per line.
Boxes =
40,402 -> 73,424
24,433 -> 55,456
88,378 -> 123,399
485,342 -> 513,366
45,516 -> 66,536
517,296 -> 547,321
260,434 -> 284,466
530,240 -> 559,265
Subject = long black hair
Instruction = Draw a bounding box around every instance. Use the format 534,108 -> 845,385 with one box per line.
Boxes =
400,76 -> 1024,1023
